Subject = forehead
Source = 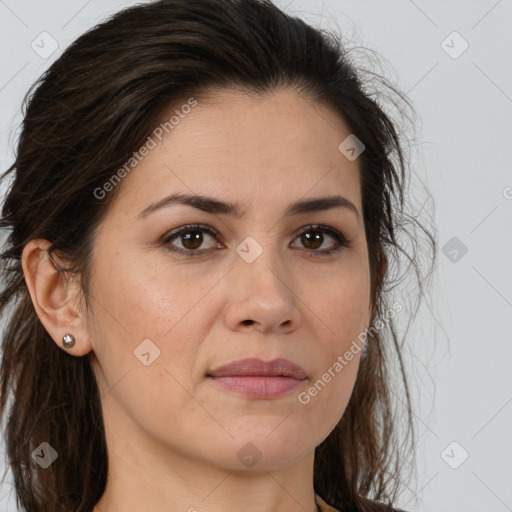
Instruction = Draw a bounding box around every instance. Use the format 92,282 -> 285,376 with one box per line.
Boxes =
112,87 -> 362,220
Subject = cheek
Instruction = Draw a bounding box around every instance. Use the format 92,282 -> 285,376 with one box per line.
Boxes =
297,266 -> 369,425
87,254 -> 204,431
87,249 -> 216,385
90,247 -> 193,333
309,263 -> 371,343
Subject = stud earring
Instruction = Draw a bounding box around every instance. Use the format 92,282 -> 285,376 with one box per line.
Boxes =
62,333 -> 76,349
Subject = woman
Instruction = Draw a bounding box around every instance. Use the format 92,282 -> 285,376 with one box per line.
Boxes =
0,1 -> 436,511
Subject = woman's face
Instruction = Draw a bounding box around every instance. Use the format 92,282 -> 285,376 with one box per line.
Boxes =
86,87 -> 372,471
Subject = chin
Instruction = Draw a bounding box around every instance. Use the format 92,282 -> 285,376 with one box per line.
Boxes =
218,431 -> 310,470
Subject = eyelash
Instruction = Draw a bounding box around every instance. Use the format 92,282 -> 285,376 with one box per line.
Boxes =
161,223 -> 351,258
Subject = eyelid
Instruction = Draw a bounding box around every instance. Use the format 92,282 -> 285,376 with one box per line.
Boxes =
291,224 -> 351,252
292,223 -> 343,239
161,223 -> 221,243
161,222 -> 350,256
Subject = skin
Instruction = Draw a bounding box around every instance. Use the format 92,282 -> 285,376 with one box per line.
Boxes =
22,87 -> 374,512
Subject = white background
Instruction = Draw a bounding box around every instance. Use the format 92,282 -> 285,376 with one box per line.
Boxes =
1,1 -> 511,511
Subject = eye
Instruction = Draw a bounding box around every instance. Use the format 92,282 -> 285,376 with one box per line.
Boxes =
290,224 -> 350,256
161,223 -> 350,257
161,223 -> 222,257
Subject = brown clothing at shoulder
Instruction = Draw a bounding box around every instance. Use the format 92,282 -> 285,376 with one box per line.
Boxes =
316,493 -> 409,512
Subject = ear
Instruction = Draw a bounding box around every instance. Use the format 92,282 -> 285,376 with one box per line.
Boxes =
21,239 -> 94,356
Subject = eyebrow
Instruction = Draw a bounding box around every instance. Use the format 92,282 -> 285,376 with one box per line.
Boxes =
137,192 -> 360,221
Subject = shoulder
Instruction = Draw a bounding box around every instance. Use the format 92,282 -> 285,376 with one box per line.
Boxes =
358,495 -> 409,512
316,493 -> 409,512
315,494 -> 341,512
364,502 -> 409,512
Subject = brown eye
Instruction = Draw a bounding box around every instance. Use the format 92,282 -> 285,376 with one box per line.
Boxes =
162,224 -> 222,256
300,231 -> 324,250
162,223 -> 349,258
291,225 -> 350,256
179,231 -> 204,250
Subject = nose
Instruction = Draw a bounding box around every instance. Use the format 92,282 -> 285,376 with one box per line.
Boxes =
223,240 -> 302,335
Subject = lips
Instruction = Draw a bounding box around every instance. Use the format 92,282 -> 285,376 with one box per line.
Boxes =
207,357 -> 307,380
206,357 -> 307,399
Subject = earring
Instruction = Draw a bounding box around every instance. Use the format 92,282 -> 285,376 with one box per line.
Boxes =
62,333 -> 76,349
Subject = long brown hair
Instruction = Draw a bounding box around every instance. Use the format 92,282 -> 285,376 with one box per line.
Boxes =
0,1 -> 437,511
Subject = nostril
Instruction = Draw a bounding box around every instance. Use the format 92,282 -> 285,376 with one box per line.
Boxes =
242,319 -> 254,326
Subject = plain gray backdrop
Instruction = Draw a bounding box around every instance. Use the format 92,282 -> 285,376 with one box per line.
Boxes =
1,1 -> 511,511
